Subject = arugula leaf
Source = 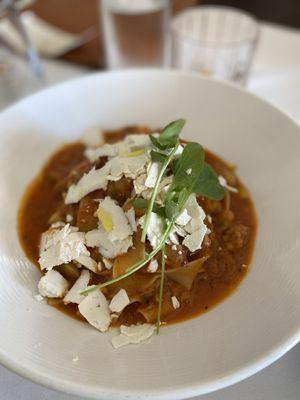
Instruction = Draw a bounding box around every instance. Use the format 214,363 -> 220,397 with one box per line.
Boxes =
150,119 -> 186,150
194,163 -> 225,200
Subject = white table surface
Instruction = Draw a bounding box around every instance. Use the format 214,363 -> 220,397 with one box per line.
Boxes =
0,22 -> 299,400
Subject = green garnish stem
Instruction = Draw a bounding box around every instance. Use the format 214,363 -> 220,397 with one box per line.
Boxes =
141,144 -> 179,243
156,245 -> 166,333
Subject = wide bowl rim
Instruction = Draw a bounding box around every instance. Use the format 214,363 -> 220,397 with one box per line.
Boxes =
0,69 -> 299,399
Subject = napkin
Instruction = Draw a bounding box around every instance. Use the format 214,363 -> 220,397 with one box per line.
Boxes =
0,11 -> 96,57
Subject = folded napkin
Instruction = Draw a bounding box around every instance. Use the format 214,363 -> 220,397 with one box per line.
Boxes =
0,11 -> 96,57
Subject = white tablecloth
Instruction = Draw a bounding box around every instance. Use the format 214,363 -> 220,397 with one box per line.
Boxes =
0,22 -> 300,400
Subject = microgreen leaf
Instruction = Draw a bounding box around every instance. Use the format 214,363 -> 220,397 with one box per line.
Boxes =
150,119 -> 186,150
149,135 -> 165,150
194,163 -> 225,200
172,142 -> 205,190
150,150 -> 167,163
165,199 -> 180,221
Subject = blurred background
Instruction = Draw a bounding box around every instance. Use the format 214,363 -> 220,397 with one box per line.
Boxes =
1,0 -> 298,68
0,0 -> 299,109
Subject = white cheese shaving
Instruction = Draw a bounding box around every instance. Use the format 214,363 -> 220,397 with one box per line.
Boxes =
85,143 -> 119,161
86,228 -> 133,259
218,175 -> 238,193
183,226 -> 208,252
171,296 -> 180,309
125,207 -> 137,232
145,162 -> 160,188
133,173 -> 149,196
65,166 -> 109,204
186,168 -> 192,175
39,224 -> 90,271
139,212 -> 164,249
63,270 -> 90,305
76,254 -> 98,273
98,197 -> 132,241
110,153 -> 149,180
38,270 -> 69,298
111,324 -> 155,349
68,147 -> 150,204
175,208 -> 192,226
109,289 -> 130,313
78,290 -> 111,332
181,194 -> 208,252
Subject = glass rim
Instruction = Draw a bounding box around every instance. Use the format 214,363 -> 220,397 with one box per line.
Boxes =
171,5 -> 260,49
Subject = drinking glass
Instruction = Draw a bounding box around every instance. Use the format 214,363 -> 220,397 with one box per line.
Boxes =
100,0 -> 171,69
172,6 -> 260,85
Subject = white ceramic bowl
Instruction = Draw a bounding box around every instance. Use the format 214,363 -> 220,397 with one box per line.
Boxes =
0,70 -> 299,400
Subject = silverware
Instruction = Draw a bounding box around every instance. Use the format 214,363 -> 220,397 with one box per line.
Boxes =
0,0 -> 44,81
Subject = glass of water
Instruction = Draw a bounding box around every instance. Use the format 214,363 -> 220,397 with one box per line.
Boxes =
100,0 -> 171,69
172,6 -> 260,85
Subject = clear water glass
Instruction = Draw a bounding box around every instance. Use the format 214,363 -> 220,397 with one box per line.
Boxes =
100,0 -> 171,69
172,6 -> 260,85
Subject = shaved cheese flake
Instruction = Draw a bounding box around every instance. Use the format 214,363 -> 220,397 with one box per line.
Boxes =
65,166 -> 109,204
176,208 -> 192,226
145,162 -> 160,188
111,324 -> 155,349
139,213 -> 164,249
75,254 -> 98,273
182,225 -> 208,252
86,228 -> 133,259
109,289 -> 130,313
133,173 -> 149,196
97,207 -> 113,233
63,270 -> 90,305
171,296 -> 180,309
98,197 -> 132,241
39,224 -> 90,271
38,270 -> 69,298
78,290 -> 111,332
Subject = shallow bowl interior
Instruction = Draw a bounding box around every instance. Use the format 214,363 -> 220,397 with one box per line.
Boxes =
0,70 -> 299,400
